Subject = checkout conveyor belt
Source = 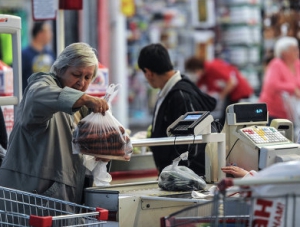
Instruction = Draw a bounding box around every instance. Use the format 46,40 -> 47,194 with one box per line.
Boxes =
86,181 -> 208,198
85,181 -> 214,227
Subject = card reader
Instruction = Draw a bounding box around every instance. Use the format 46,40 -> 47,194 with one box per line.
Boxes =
167,111 -> 213,136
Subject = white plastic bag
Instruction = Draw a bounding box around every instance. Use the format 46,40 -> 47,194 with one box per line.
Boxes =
92,160 -> 112,186
82,155 -> 112,186
158,152 -> 207,191
72,84 -> 133,161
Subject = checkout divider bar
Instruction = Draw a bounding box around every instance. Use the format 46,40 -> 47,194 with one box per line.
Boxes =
130,133 -> 226,183
0,97 -> 19,106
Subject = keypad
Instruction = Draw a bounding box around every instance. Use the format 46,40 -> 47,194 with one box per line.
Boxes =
174,125 -> 189,131
240,126 -> 289,144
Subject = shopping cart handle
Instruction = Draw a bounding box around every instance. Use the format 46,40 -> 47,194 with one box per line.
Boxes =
29,215 -> 53,227
217,178 -> 234,191
96,207 -> 119,221
96,207 -> 118,221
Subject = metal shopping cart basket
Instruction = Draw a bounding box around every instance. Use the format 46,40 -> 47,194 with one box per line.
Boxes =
0,186 -> 109,227
161,176 -> 300,227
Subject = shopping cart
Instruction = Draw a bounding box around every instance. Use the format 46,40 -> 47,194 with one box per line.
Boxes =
161,176 -> 300,227
0,186 -> 109,227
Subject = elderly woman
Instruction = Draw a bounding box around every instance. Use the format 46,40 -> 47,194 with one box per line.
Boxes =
259,36 -> 300,124
0,42 -> 109,204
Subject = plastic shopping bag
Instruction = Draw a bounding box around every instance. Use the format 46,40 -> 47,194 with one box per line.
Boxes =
72,84 -> 133,161
158,152 -> 207,191
92,160 -> 112,186
82,155 -> 112,186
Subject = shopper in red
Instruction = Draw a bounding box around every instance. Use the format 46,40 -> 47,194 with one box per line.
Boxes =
185,57 -> 253,126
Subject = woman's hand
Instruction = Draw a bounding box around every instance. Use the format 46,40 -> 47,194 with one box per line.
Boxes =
74,94 -> 109,115
221,165 -> 249,178
87,96 -> 109,115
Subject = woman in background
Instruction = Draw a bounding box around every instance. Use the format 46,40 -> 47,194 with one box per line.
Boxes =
259,36 -> 300,124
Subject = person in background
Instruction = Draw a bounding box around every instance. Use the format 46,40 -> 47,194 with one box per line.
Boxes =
0,108 -> 7,167
259,36 -> 300,125
137,43 -> 216,176
0,42 -> 109,204
22,21 -> 55,93
184,57 -> 253,127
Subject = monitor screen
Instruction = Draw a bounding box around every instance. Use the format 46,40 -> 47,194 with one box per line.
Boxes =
234,104 -> 268,123
184,114 -> 202,120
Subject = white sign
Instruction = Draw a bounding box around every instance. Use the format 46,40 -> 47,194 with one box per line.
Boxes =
32,0 -> 57,20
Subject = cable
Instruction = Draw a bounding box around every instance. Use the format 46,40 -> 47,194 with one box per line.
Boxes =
173,135 -> 181,156
226,138 -> 240,160
187,134 -> 197,153
173,134 -> 196,156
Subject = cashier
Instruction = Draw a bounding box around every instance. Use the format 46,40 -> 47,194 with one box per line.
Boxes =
221,165 -> 256,178
137,43 -> 216,175
0,42 -> 109,204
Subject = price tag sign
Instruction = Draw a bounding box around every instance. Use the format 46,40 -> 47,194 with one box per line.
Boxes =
32,0 -> 57,20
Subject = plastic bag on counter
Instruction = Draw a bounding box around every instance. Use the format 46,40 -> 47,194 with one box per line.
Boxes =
158,152 -> 207,191
72,83 -> 133,161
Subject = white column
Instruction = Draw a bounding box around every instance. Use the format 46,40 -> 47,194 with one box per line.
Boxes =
56,9 -> 65,55
109,0 -> 128,128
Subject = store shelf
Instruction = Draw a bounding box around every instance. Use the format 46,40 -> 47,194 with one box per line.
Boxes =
216,0 -> 263,93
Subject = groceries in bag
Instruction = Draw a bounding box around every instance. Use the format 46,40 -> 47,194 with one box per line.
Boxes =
158,152 -> 207,191
72,111 -> 132,161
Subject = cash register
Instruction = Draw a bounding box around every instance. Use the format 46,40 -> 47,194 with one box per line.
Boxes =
224,102 -> 300,171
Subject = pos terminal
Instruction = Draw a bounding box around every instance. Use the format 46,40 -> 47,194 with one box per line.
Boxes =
167,111 -> 214,136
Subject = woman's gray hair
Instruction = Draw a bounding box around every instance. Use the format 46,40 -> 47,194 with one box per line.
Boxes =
274,36 -> 298,58
50,42 -> 99,78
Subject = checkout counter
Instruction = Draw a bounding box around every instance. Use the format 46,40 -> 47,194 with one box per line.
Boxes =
85,104 -> 300,227
85,111 -> 226,227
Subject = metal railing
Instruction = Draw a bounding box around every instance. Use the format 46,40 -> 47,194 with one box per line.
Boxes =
131,133 -> 226,183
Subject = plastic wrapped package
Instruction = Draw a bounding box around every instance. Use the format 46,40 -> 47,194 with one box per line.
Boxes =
72,83 -> 133,161
72,111 -> 132,160
158,152 -> 207,191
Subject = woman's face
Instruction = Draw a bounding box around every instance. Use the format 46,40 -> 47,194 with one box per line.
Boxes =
59,65 -> 95,92
282,45 -> 299,63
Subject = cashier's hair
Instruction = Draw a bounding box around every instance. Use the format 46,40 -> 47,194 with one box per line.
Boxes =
138,43 -> 173,74
50,42 -> 99,79
274,36 -> 298,58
